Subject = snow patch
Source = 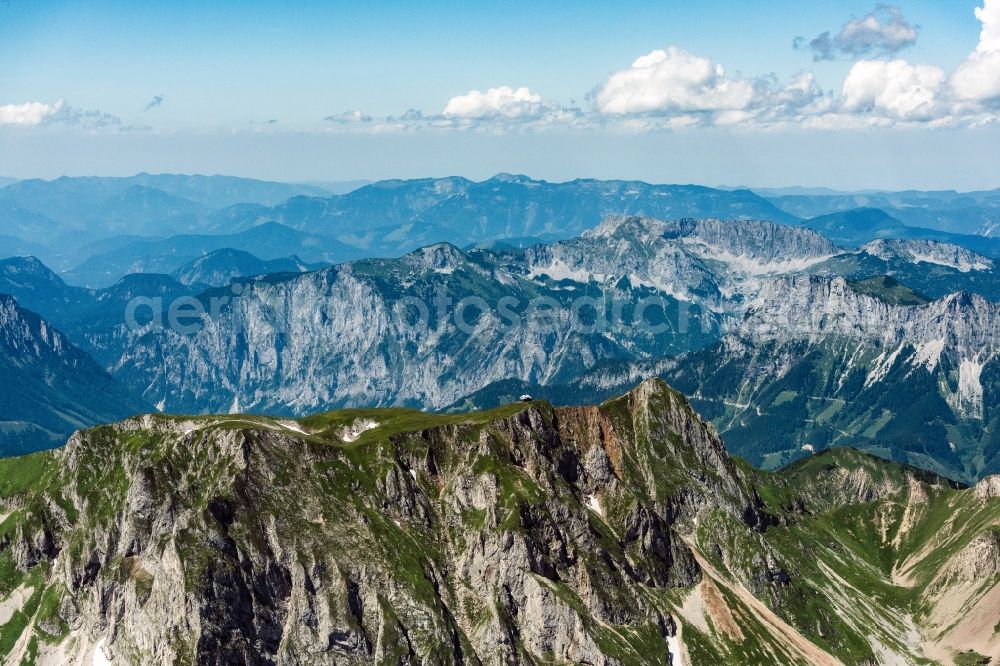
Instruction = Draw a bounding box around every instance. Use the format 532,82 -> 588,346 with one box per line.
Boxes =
908,251 -> 991,273
666,634 -> 684,666
279,420 -> 309,436
527,258 -> 602,283
621,273 -> 693,302
586,494 -> 603,516
862,239 -> 993,272
92,639 -> 112,666
801,444 -> 815,453
338,419 -> 379,442
686,244 -> 832,275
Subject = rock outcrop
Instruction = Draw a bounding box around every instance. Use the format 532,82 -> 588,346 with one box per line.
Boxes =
0,380 -> 996,665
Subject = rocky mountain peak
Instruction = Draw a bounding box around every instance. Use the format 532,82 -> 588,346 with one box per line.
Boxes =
0,255 -> 66,286
683,218 -> 835,266
490,172 -> 535,184
584,214 -> 689,240
584,216 -> 835,268
0,294 -> 74,361
0,380 -> 995,664
402,242 -> 469,272
860,238 -> 994,272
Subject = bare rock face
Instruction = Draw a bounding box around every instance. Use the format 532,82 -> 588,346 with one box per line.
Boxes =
861,239 -> 994,273
0,379 -> 997,664
0,380 -> 758,664
975,475 -> 1000,500
730,275 -> 1000,421
107,216 -> 839,417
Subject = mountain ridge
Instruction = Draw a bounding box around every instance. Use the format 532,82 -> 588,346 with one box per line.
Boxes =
0,379 -> 995,664
0,294 -> 148,454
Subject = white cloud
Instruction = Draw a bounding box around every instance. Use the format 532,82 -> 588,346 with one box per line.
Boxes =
591,47 -> 757,115
951,0 -> 1000,104
831,0 -> 1000,125
842,59 -> 945,120
325,2 -> 1000,134
0,100 -> 64,126
0,100 -> 120,129
443,86 -> 550,120
590,47 -> 832,127
797,5 -> 919,61
324,110 -> 373,123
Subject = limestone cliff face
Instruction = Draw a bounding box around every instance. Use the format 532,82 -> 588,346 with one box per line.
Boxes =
657,274 -> 1000,482
741,275 -> 1000,353
860,239 -> 994,273
0,381 -> 749,664
105,217 -> 838,417
0,379 -> 997,665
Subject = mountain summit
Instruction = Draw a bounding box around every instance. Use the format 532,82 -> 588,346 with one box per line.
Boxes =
0,380 -> 995,664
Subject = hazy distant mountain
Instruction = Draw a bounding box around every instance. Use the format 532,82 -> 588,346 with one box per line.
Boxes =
65,222 -> 361,287
0,173 -> 329,220
0,174 -> 335,245
0,200 -> 65,241
802,207 -> 1000,256
80,184 -> 208,235
748,185 -> 864,197
171,248 -> 324,288
0,234 -> 50,258
0,294 -> 147,454
768,188 -> 1000,236
204,174 -> 801,253
296,178 -> 372,194
5,173 -> 1000,275
801,207 -> 912,245
126,173 -> 333,207
0,176 -> 17,189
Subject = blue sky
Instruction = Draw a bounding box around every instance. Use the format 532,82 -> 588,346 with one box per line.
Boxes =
1,1 -> 998,189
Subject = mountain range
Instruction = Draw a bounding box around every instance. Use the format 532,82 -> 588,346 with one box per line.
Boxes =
4,174 -> 1000,291
4,213 -> 1000,482
64,223 -> 358,288
2,172 -> 1000,663
667,276 -> 1000,483
769,188 -> 1000,236
0,380 -> 996,663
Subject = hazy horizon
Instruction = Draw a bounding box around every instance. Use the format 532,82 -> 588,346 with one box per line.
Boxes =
1,168 -> 997,195
3,1 -> 1000,190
